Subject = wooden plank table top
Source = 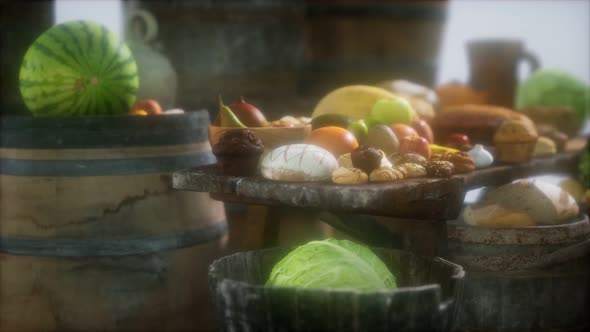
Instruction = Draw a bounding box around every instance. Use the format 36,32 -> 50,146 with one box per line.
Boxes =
172,138 -> 586,221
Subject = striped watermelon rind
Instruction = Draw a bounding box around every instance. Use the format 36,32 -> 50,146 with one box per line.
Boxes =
19,20 -> 139,116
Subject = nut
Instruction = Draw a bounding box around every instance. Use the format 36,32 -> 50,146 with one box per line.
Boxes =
397,163 -> 426,178
389,152 -> 427,167
370,166 -> 404,182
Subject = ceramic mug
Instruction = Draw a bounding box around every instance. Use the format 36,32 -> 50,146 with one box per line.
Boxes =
467,39 -> 540,108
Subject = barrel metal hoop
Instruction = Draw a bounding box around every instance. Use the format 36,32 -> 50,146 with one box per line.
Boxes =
0,152 -> 216,176
0,222 -> 227,257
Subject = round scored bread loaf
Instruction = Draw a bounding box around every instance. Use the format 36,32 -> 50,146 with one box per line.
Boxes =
260,144 -> 338,181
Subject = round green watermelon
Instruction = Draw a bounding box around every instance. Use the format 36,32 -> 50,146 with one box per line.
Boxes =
19,20 -> 139,116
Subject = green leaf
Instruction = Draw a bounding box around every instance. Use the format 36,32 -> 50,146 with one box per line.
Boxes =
266,238 -> 396,291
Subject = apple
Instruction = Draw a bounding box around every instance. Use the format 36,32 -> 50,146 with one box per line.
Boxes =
399,136 -> 431,159
411,119 -> 434,143
390,124 -> 418,140
446,133 -> 472,151
228,96 -> 267,127
130,99 -> 162,115
368,97 -> 416,125
348,119 -> 368,143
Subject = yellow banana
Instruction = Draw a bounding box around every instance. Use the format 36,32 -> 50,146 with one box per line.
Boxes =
312,85 -> 404,120
430,144 -> 459,155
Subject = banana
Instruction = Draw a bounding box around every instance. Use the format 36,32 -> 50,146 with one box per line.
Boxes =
312,85 -> 401,120
430,144 -> 459,156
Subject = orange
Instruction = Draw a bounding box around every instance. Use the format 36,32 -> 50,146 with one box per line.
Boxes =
305,126 -> 359,157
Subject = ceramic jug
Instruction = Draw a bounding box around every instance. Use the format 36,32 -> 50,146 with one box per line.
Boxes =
126,9 -> 177,109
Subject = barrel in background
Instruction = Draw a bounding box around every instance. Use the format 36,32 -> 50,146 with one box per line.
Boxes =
300,1 -> 448,96
0,111 -> 227,331
447,217 -> 590,331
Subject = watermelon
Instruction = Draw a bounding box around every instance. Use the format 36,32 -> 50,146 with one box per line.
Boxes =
19,20 -> 139,116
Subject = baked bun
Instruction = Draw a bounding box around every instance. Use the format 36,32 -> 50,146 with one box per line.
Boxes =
432,104 -> 533,145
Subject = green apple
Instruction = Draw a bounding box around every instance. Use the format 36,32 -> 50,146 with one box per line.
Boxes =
347,119 -> 368,143
368,97 -> 416,125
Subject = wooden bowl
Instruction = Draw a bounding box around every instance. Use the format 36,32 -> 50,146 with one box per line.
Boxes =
208,125 -> 312,151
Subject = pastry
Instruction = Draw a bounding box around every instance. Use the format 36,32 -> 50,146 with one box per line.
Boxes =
432,152 -> 475,173
332,167 -> 369,184
426,160 -> 454,178
212,129 -> 264,176
396,163 -> 426,178
533,136 -> 557,157
389,152 -> 427,167
369,167 -> 404,182
394,164 -> 408,178
432,104 -> 533,145
536,124 -> 568,152
467,144 -> 494,168
260,144 -> 338,181
351,146 -> 382,174
493,119 -> 538,163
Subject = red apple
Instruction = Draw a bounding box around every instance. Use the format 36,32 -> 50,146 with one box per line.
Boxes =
130,99 -> 162,115
446,133 -> 472,151
228,96 -> 267,127
411,119 -> 434,144
389,124 -> 418,140
399,136 -> 431,159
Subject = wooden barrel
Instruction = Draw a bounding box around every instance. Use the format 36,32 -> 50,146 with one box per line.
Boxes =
0,112 -> 227,331
447,216 -> 590,331
300,1 -> 448,96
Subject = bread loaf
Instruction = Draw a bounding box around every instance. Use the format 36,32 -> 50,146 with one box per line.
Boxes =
432,104 -> 533,145
464,179 -> 579,226
260,144 -> 338,181
463,204 -> 535,227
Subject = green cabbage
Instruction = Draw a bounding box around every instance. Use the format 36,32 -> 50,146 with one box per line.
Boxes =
266,238 -> 396,291
516,69 -> 590,121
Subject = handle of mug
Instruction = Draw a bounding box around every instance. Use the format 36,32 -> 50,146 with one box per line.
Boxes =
127,9 -> 158,43
520,49 -> 540,75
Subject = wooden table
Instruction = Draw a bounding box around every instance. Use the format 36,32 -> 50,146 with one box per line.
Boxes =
173,139 -> 586,256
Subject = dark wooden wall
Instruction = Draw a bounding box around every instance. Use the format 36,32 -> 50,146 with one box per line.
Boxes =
0,0 -> 447,119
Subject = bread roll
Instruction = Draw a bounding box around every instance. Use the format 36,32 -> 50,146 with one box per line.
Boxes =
465,179 -> 579,226
432,104 -> 533,145
260,144 -> 338,181
463,204 -> 535,227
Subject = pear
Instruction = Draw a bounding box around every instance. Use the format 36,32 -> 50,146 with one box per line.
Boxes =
218,95 -> 247,128
366,124 -> 399,155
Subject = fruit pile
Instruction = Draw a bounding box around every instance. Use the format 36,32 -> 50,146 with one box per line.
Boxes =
212,73 -> 586,185
213,96 -> 310,128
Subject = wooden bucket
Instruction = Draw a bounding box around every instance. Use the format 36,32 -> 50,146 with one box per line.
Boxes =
447,216 -> 590,331
0,112 -> 227,331
209,247 -> 465,332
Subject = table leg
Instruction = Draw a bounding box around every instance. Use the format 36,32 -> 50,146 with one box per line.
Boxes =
373,217 -> 448,257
